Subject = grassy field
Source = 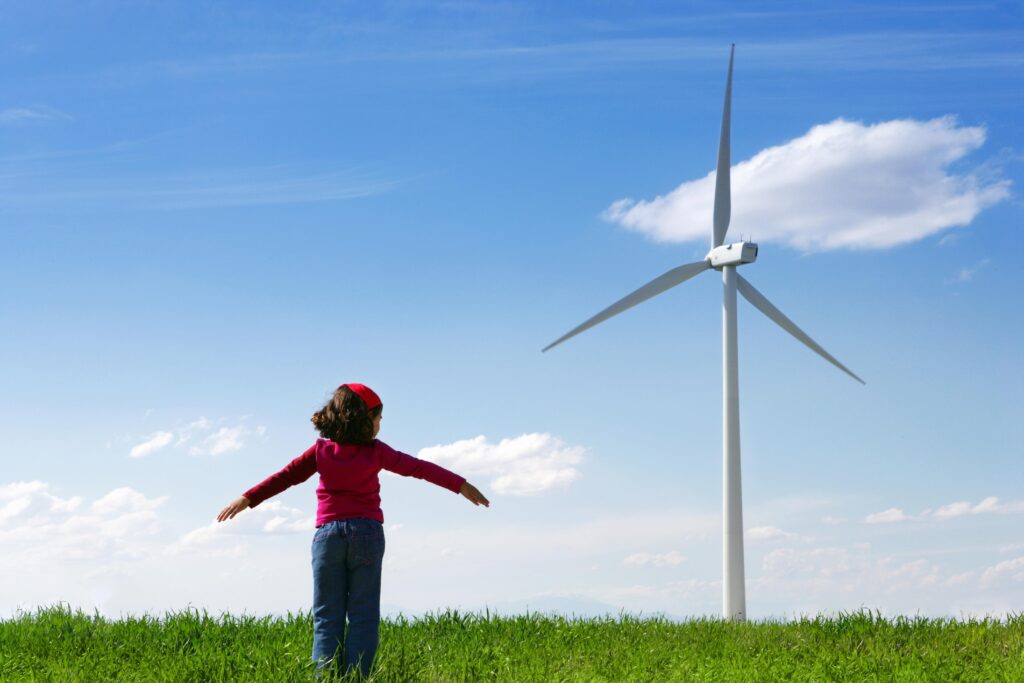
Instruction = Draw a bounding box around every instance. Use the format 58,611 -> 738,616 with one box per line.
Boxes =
1,606 -> 1022,681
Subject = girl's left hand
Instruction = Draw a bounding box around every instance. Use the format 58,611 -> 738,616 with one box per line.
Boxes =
460,481 -> 490,507
217,496 -> 250,522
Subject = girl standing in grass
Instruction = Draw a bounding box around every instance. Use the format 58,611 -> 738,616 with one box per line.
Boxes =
217,383 -> 490,678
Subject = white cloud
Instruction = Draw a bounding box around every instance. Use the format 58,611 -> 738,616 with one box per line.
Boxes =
932,496 -> 1024,519
0,479 -> 323,618
933,501 -> 975,520
0,480 -> 48,502
866,496 -> 1024,524
261,506 -> 315,533
0,481 -> 83,525
980,557 -> 1024,586
758,543 -> 944,596
623,551 -> 686,568
822,516 -> 848,525
126,417 -> 264,458
418,433 -> 585,496
190,426 -> 246,456
170,500 -> 314,557
864,507 -> 909,524
0,483 -> 168,568
129,431 -> 174,458
175,417 -> 212,446
91,487 -> 168,516
603,117 -> 1010,252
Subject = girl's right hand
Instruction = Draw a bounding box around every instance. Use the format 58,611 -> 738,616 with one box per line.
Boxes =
217,496 -> 250,522
460,482 -> 490,507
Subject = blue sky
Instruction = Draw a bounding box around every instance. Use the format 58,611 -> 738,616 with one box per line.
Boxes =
1,1 -> 1022,619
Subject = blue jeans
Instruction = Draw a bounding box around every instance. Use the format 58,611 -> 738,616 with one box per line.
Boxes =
311,518 -> 385,677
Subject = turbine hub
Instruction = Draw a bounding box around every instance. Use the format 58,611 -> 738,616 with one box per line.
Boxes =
706,241 -> 758,270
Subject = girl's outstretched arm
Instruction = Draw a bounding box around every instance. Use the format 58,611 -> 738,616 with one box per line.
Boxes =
217,496 -> 250,522
218,445 -> 317,522
240,445 -> 318,508
379,441 -> 489,508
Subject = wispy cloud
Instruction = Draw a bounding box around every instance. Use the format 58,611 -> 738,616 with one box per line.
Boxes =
457,32 -> 1024,73
947,258 -> 991,284
0,165 -> 397,210
175,418 -> 213,447
979,556 -> 1024,586
127,417 -> 265,458
103,31 -> 1024,82
91,487 -> 169,516
623,550 -> 686,568
864,496 -> 1024,523
192,427 -> 247,457
129,432 -> 174,458
864,508 -> 910,524
0,105 -> 71,125
418,433 -> 584,496
604,117 -> 1010,252
932,497 -> 1024,520
0,127 -> 195,166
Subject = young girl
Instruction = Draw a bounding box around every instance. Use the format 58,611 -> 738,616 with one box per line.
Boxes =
217,383 -> 489,677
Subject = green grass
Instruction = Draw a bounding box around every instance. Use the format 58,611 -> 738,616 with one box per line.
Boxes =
1,606 -> 1022,681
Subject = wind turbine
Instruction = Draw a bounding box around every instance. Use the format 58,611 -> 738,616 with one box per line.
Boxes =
542,45 -> 864,622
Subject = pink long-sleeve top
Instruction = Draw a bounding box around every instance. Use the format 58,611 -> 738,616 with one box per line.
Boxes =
243,438 -> 465,526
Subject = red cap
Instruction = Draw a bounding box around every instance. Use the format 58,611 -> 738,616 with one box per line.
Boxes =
341,383 -> 382,411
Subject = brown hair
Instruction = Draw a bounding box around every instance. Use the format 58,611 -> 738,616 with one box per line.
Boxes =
311,385 -> 382,444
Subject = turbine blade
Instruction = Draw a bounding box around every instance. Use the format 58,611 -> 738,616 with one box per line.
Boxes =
712,44 -> 734,249
543,260 -> 710,352
736,274 -> 865,385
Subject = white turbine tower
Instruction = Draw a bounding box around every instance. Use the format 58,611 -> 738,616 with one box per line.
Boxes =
542,45 -> 864,622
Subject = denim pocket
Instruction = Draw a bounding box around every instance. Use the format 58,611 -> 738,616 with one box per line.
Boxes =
348,521 -> 385,567
312,522 -> 335,545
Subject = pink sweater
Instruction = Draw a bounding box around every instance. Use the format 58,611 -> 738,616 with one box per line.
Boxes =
243,438 -> 466,526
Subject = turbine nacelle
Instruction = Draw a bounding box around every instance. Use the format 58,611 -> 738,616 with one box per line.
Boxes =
706,241 -> 758,269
